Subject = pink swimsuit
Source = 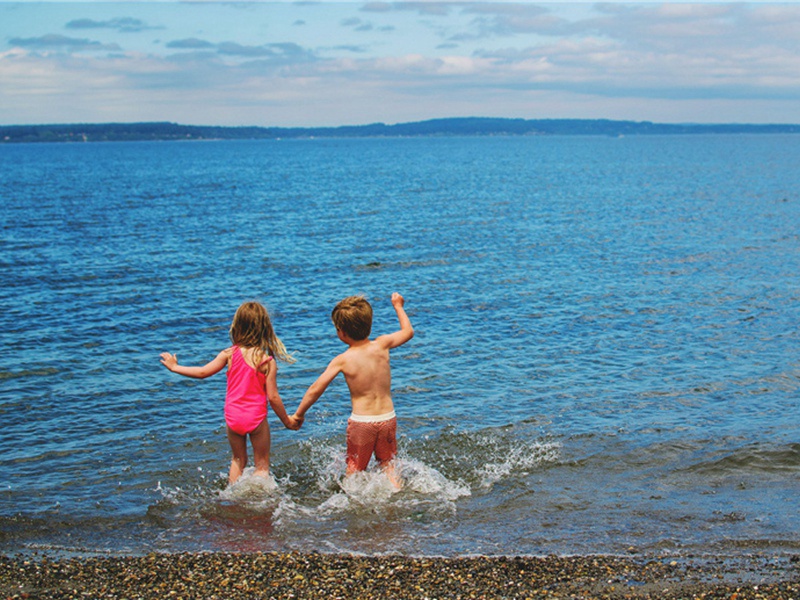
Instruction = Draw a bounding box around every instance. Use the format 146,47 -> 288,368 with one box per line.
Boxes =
225,346 -> 272,436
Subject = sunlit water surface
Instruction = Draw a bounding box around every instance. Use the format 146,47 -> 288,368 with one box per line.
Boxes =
1,135 -> 799,558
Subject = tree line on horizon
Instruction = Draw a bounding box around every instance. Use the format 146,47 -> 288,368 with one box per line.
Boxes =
2,117 -> 799,143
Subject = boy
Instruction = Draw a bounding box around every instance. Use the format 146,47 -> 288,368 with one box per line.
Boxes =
293,293 -> 413,486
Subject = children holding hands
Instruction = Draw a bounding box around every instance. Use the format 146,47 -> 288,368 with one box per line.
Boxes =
161,293 -> 413,487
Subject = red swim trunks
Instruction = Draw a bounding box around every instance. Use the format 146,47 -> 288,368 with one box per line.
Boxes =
346,411 -> 397,472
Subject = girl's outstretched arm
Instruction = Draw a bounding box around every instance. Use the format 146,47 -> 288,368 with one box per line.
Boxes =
160,349 -> 229,379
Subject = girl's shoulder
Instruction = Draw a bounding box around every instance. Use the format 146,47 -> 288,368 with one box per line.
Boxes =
218,347 -> 234,362
238,346 -> 273,370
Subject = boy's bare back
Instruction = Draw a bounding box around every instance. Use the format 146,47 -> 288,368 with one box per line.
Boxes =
294,292 -> 413,421
331,336 -> 395,415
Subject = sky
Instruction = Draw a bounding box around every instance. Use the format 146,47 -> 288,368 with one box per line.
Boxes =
2,1 -> 800,127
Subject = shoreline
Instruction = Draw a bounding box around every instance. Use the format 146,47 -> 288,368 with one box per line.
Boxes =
2,551 -> 799,599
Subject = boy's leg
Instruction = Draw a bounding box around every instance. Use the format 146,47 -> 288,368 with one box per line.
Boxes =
346,420 -> 376,474
380,461 -> 401,490
226,426 -> 248,484
249,419 -> 271,478
374,418 -> 401,489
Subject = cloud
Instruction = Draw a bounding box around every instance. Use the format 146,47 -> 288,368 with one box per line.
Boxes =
65,17 -> 160,33
581,4 -> 800,52
166,38 -> 216,50
332,45 -> 369,54
8,34 -> 121,52
341,17 -> 378,32
355,3 -> 574,45
455,3 -> 573,39
470,33 -> 800,101
2,40 -> 797,128
361,2 -> 454,17
218,42 -> 317,61
3,2 -> 800,127
163,38 -> 318,65
265,42 -> 316,61
217,42 -> 276,58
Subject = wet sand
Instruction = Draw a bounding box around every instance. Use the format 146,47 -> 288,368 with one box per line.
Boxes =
2,551 -> 799,599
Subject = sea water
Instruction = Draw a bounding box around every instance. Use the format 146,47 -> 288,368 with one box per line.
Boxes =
1,135 -> 799,558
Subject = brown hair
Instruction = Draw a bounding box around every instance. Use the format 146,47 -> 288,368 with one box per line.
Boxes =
229,301 -> 294,369
331,295 -> 373,341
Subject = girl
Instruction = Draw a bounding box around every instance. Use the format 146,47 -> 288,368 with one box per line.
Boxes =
160,301 -> 299,484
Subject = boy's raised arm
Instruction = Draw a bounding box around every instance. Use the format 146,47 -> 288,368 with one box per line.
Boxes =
378,292 -> 414,349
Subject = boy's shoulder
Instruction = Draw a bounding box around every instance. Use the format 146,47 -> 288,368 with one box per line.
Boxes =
339,339 -> 384,361
331,346 -> 359,365
341,340 -> 372,357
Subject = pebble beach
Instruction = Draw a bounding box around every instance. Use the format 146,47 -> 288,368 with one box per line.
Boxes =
2,551 -> 799,599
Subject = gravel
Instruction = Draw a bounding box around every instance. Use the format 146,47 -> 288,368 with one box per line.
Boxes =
2,551 -> 799,599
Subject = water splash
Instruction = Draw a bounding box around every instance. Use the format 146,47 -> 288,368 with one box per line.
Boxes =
279,442 -> 470,519
400,457 -> 471,501
219,469 -> 279,506
473,439 -> 561,489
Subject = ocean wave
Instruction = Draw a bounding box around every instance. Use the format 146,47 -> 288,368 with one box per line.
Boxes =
682,442 -> 800,476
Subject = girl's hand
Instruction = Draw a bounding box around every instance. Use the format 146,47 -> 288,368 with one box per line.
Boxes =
160,352 -> 178,371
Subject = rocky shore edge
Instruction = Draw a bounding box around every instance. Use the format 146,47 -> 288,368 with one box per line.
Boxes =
2,551 -> 799,599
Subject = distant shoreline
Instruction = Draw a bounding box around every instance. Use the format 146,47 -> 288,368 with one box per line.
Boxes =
2,117 -> 800,143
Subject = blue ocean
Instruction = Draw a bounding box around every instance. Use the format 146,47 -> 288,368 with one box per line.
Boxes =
1,135 -> 799,559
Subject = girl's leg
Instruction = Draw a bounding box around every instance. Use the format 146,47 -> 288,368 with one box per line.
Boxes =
226,426 -> 248,484
249,419 -> 271,478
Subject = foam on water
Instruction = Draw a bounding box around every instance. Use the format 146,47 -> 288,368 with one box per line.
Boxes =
473,438 -> 561,489
273,442 -> 471,522
218,469 -> 280,505
149,437 -> 478,545
148,427 -> 570,554
399,457 -> 471,501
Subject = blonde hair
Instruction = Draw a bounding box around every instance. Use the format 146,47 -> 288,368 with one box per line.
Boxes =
229,301 -> 295,369
331,295 -> 373,341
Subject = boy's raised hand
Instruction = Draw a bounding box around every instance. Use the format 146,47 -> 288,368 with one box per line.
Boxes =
379,292 -> 413,349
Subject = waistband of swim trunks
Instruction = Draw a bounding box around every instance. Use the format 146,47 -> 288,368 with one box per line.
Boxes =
348,410 -> 396,423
